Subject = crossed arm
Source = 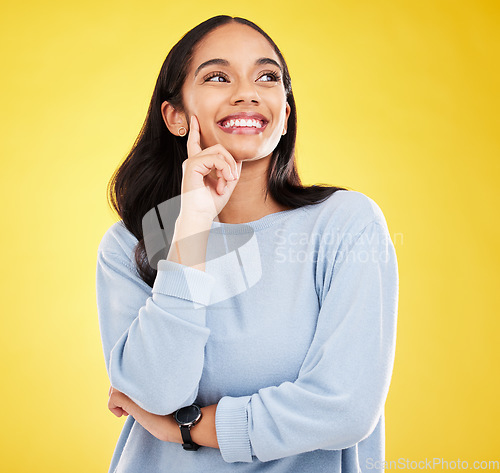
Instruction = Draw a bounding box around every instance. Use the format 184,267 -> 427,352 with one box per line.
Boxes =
98,217 -> 399,462
108,386 -> 219,449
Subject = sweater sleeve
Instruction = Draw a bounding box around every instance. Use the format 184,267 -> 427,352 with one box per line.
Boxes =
215,220 -> 399,463
96,245 -> 216,415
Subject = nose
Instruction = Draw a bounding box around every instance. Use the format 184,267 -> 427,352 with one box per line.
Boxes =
230,79 -> 260,105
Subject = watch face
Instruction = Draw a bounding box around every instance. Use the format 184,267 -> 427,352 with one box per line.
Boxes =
175,405 -> 201,426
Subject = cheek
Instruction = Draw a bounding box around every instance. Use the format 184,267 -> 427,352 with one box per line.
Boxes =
197,115 -> 219,149
277,101 -> 289,123
187,95 -> 218,132
187,89 -> 219,115
265,93 -> 287,123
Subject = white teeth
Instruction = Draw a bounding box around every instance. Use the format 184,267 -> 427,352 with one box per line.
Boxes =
222,118 -> 265,128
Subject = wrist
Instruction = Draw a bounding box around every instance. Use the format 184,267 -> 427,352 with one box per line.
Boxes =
191,404 -> 219,449
169,404 -> 219,449
177,211 -> 214,228
166,214 -> 213,271
173,404 -> 203,450
164,414 -> 183,444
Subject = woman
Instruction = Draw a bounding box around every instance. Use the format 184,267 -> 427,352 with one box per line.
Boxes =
96,15 -> 399,472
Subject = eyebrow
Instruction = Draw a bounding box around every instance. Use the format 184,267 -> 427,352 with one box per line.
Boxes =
194,57 -> 283,78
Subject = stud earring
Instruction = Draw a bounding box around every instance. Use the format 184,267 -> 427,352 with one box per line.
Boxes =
282,129 -> 287,136
178,126 -> 187,137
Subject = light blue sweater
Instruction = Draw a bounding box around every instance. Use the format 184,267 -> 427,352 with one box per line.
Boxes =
96,189 -> 399,472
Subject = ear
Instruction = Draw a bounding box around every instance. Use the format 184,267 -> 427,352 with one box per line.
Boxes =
282,102 -> 291,135
161,101 -> 189,136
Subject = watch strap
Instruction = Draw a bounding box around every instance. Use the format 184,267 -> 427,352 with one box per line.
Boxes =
180,425 -> 200,451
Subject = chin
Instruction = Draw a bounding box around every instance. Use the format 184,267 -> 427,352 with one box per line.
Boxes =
226,145 -> 273,162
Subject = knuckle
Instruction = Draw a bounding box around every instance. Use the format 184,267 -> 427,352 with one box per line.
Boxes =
213,144 -> 230,157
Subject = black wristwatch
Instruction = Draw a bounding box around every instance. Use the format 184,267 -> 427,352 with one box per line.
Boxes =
173,404 -> 202,451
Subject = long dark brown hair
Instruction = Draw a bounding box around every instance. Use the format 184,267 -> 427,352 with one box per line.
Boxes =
107,15 -> 349,287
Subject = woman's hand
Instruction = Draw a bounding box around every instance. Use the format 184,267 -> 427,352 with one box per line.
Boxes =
108,386 -> 181,443
108,385 -> 129,417
180,115 -> 242,220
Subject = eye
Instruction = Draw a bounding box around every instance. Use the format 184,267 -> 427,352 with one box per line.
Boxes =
257,71 -> 281,82
203,71 -> 230,83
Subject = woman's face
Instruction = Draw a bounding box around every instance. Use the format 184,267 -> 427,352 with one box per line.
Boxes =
181,22 -> 291,161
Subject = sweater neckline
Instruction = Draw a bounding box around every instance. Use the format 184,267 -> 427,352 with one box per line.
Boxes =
210,206 -> 304,234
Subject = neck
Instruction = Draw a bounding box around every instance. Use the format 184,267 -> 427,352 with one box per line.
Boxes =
214,153 -> 289,224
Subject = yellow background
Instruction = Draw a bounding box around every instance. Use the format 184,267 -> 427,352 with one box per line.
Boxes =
1,0 -> 498,471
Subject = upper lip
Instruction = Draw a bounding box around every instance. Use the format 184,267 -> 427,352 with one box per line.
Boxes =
217,112 -> 269,125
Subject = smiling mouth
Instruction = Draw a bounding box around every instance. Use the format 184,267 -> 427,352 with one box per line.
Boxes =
217,115 -> 269,135
220,118 -> 265,128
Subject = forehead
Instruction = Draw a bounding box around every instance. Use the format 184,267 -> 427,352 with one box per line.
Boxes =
191,22 -> 281,68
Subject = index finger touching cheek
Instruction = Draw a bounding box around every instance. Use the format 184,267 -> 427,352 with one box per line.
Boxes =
186,115 -> 202,158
